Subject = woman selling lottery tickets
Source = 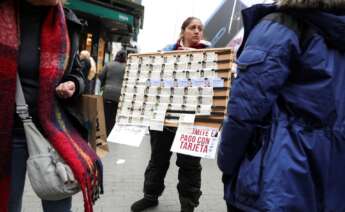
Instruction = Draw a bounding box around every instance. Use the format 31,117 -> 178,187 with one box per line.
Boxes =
131,17 -> 210,212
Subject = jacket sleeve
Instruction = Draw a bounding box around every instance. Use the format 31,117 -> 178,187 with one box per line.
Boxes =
217,20 -> 300,176
61,54 -> 86,98
79,58 -> 91,79
61,8 -> 85,98
98,65 -> 108,88
162,44 -> 176,51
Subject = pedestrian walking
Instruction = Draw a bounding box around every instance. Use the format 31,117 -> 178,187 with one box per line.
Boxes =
218,0 -> 345,211
99,50 -> 127,135
0,1 -> 103,212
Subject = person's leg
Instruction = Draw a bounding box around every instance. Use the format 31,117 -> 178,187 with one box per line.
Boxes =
176,154 -> 202,212
227,203 -> 244,212
131,128 -> 175,212
104,100 -> 118,136
108,100 -> 118,133
8,130 -> 28,212
103,97 -> 111,136
143,129 -> 175,195
42,197 -> 72,212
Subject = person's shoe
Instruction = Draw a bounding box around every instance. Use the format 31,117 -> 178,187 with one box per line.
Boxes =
131,197 -> 158,212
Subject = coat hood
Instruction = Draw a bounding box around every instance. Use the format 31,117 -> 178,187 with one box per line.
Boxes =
274,0 -> 345,9
298,11 -> 345,51
238,4 -> 345,55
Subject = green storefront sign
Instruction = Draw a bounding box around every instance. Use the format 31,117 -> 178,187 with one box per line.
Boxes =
66,0 -> 134,26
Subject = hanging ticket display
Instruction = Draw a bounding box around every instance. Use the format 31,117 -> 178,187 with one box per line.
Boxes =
113,47 -> 234,153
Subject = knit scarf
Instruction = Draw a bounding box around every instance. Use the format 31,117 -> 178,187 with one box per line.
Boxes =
0,1 -> 103,212
175,39 -> 210,50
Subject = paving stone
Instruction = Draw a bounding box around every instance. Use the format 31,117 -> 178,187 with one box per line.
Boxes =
22,140 -> 226,212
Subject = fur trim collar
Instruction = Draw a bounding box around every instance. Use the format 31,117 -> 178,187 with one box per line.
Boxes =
274,0 -> 345,9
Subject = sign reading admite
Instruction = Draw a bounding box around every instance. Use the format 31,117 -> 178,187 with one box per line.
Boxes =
171,125 -> 220,159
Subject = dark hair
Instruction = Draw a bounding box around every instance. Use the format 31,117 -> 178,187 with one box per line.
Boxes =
115,50 -> 127,63
181,17 -> 201,31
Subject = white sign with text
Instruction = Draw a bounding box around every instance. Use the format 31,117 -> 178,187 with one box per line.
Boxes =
171,125 -> 220,159
108,124 -> 148,147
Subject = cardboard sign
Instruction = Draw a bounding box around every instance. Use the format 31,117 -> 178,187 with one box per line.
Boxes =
79,95 -> 109,157
108,124 -> 147,147
171,125 -> 220,159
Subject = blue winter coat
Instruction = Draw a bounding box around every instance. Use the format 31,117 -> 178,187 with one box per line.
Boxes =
163,43 -> 178,51
218,4 -> 345,211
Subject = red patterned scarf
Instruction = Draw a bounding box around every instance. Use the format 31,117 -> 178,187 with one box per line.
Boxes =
175,39 -> 210,50
0,1 -> 103,212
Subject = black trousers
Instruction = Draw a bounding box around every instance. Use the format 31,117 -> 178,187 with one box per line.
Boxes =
227,203 -> 244,212
143,128 -> 202,208
103,99 -> 118,136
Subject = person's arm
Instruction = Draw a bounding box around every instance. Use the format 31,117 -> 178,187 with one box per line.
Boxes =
56,8 -> 85,99
79,58 -> 91,79
217,19 -> 300,177
162,44 -> 176,51
56,54 -> 85,99
98,64 -> 108,88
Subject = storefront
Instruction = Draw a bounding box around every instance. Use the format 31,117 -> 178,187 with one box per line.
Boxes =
65,0 -> 144,71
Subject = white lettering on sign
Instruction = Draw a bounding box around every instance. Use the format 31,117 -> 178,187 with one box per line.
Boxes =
171,125 -> 220,159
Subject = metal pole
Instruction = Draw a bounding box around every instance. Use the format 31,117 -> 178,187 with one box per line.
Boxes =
228,0 -> 239,33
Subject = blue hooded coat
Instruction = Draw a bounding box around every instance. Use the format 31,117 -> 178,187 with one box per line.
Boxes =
217,2 -> 345,211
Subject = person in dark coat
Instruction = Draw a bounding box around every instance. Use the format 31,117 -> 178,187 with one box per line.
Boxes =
217,0 -> 345,211
99,50 -> 127,135
0,1 -> 103,212
131,17 -> 210,212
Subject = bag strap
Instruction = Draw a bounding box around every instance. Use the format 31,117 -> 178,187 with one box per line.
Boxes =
15,73 -> 31,120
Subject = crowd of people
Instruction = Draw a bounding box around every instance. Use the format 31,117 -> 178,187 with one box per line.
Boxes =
1,0 -> 345,212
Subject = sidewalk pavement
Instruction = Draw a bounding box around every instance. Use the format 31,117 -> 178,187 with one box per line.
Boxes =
22,137 -> 226,212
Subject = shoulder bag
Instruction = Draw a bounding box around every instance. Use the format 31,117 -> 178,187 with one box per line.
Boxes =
15,74 -> 80,200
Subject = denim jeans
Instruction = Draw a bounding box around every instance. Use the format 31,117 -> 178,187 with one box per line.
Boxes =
9,129 -> 72,212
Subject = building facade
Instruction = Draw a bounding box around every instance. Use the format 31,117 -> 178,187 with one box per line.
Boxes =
65,0 -> 144,71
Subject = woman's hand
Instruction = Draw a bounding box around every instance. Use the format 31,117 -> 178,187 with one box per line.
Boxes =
56,81 -> 76,99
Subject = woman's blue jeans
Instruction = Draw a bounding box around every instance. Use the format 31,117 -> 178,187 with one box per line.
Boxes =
8,129 -> 72,212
